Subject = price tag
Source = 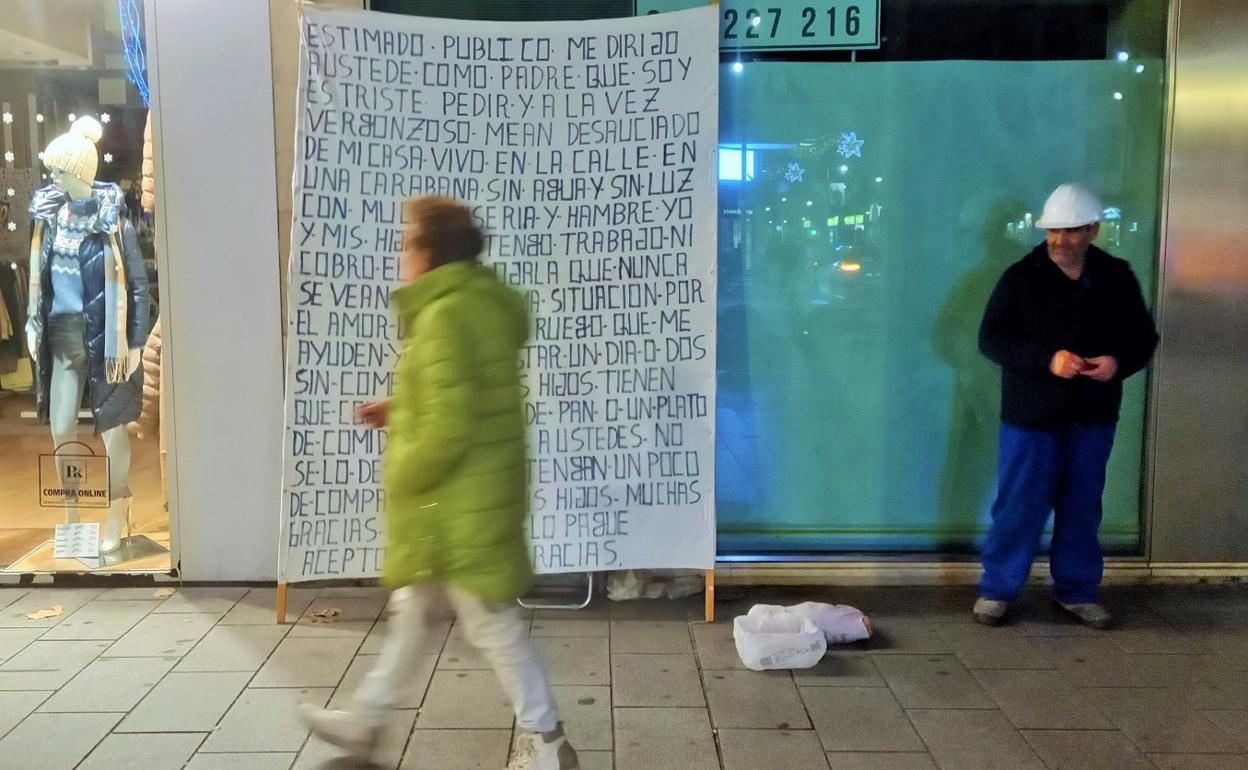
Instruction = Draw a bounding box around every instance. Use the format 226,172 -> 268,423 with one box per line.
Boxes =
637,0 -> 881,51
53,523 -> 101,559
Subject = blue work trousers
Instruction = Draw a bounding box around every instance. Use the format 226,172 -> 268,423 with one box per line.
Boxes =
979,422 -> 1117,604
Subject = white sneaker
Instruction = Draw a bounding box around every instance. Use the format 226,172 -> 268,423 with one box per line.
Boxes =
973,597 -> 1008,626
298,703 -> 381,761
506,724 -> 579,770
1056,601 -> 1113,629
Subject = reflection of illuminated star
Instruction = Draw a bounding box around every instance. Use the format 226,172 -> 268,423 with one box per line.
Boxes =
1,113 -> 11,124
101,113 -> 111,124
103,153 -> 114,163
837,131 -> 864,158
5,188 -> 14,197
6,222 -> 15,232
784,162 -> 805,183
3,151 -> 13,163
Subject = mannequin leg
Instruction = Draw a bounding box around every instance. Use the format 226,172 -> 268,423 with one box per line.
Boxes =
100,426 -> 133,553
48,321 -> 89,525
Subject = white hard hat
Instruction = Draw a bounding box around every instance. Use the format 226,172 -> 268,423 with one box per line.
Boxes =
1035,183 -> 1103,229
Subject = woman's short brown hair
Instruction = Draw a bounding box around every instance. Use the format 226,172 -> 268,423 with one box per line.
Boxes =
402,195 -> 485,267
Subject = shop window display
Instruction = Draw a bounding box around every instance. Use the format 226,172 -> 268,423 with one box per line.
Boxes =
0,0 -> 167,573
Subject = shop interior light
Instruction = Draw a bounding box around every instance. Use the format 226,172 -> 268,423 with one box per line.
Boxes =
840,261 -> 862,273
875,177 -> 883,183
1116,51 -> 1130,62
68,113 -> 77,122
732,61 -> 744,74
1135,64 -> 1145,74
35,114 -> 44,123
839,165 -> 848,174
1114,92 -> 1123,100
806,200 -> 813,207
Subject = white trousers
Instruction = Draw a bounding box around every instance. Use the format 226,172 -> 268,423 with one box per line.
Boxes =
355,583 -> 560,734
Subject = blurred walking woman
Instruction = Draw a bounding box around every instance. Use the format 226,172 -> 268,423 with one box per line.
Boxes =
300,196 -> 578,770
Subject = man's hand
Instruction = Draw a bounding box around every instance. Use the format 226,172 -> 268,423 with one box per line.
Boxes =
1079,355 -> 1118,382
1050,350 -> 1087,379
355,400 -> 389,429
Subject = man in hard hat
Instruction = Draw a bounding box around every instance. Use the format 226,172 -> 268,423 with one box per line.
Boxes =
973,183 -> 1158,629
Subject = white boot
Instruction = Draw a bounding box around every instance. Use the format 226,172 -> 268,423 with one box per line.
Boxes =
507,724 -> 579,770
100,497 -> 131,554
298,703 -> 382,761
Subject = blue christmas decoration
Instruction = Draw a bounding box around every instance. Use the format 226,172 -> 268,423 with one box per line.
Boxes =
118,0 -> 149,107
836,131 -> 864,159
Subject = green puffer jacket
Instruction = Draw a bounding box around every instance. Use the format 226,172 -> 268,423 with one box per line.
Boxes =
381,261 -> 534,601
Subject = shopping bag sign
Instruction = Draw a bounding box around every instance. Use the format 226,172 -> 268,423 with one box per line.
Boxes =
39,443 -> 110,509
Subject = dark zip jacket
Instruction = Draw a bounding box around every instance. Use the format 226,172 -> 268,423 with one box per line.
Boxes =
979,244 -> 1158,428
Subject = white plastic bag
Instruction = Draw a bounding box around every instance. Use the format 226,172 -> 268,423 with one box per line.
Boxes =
733,611 -> 827,671
750,602 -> 874,644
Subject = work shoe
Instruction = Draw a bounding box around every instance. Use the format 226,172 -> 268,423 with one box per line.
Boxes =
973,597 -> 1008,626
1056,601 -> 1113,629
298,703 -> 381,762
506,723 -> 580,770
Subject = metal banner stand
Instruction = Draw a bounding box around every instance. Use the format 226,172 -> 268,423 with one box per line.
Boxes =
517,572 -> 594,611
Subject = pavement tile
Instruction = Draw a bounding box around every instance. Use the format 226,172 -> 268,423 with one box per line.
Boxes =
102,613 -> 221,657
973,668 -> 1114,729
118,671 -> 253,732
175,624 -> 290,672
614,707 -> 718,770
826,753 -> 938,769
873,655 -> 996,709
718,729 -> 829,770
612,653 -> 704,707
794,654 -> 886,687
199,686 -> 332,752
329,653 -> 435,710
0,690 -> 52,739
801,686 -> 924,752
0,589 -> 101,629
153,587 -> 249,614
704,670 -> 810,729
0,639 -> 111,690
535,636 -> 610,685
1085,688 -> 1244,754
933,623 -> 1053,669
38,655 -> 177,712
39,600 -> 160,640
220,587 -> 318,626
402,729 -> 511,770
0,712 -> 120,770
1021,729 -> 1156,770
417,670 -> 513,728
251,635 -> 359,688
0,628 -> 43,665
908,708 -> 1046,770
611,620 -> 693,654
78,732 -> 204,770
186,753 -> 297,770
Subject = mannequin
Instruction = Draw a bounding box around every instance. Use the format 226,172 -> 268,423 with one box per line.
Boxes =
26,116 -> 148,555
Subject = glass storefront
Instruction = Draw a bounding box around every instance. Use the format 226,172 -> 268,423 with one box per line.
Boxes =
0,1 -> 168,573
373,0 -> 1171,556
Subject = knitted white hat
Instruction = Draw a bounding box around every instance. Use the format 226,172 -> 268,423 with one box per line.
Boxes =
43,116 -> 104,184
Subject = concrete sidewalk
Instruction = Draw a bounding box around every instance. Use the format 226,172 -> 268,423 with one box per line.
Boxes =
0,582 -> 1245,769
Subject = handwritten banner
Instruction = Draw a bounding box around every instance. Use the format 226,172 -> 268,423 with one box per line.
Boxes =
279,6 -> 719,582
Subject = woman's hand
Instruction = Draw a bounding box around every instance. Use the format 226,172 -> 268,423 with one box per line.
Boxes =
355,400 -> 389,429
